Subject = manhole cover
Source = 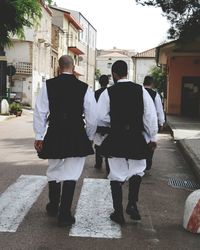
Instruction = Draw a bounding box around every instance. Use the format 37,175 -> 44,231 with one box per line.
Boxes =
168,178 -> 200,190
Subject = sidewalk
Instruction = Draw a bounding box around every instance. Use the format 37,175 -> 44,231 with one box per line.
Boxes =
0,114 -> 15,122
167,115 -> 200,182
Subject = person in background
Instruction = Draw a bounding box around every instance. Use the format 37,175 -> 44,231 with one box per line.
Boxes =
33,55 -> 97,227
94,75 -> 109,173
97,60 -> 158,225
143,75 -> 165,171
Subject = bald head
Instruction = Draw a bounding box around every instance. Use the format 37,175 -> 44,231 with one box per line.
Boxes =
59,55 -> 74,73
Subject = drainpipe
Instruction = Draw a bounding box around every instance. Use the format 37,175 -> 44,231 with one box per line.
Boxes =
0,50 -> 7,108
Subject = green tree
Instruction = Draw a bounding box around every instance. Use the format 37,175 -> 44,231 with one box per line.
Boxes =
149,66 -> 166,96
0,0 -> 52,50
95,69 -> 101,80
136,0 -> 200,42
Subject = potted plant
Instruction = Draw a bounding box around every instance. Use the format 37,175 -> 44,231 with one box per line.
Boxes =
9,102 -> 23,116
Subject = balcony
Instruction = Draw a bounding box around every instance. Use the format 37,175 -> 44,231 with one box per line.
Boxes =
68,39 -> 84,55
14,62 -> 32,75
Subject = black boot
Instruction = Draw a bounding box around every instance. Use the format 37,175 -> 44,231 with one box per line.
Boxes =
46,181 -> 61,217
126,175 -> 142,221
110,181 -> 125,225
58,181 -> 76,227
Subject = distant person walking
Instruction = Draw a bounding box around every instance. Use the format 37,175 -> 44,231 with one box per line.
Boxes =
143,75 -> 165,171
97,60 -> 158,225
94,75 -> 109,173
33,55 -> 97,227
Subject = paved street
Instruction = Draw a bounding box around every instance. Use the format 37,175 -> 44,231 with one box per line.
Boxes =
0,111 -> 200,250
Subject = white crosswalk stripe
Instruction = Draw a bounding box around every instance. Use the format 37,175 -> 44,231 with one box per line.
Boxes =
0,175 -> 47,232
69,178 -> 122,238
0,176 -> 121,238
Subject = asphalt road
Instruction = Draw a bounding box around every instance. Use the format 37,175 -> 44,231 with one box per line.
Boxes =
0,111 -> 200,250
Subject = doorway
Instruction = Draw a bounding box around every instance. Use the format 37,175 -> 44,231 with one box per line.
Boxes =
181,76 -> 200,117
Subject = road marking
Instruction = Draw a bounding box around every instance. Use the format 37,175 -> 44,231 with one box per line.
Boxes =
0,175 -> 47,232
69,178 -> 121,239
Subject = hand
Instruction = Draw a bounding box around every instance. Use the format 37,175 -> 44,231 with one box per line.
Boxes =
148,141 -> 157,151
34,140 -> 43,152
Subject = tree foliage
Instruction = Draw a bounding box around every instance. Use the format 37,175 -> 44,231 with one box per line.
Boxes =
136,0 -> 200,42
0,0 -> 52,50
149,66 -> 166,95
95,68 -> 101,80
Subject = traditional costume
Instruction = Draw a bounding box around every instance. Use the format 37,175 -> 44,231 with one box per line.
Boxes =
97,79 -> 158,223
33,73 -> 97,225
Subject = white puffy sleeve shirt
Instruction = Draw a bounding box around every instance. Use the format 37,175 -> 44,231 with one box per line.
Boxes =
33,82 -> 97,141
97,84 -> 158,144
154,92 -> 165,126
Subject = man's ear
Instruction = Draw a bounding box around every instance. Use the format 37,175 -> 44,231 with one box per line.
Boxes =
112,72 -> 118,83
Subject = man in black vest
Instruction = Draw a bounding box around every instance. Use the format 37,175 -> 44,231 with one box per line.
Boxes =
143,75 -> 165,171
95,74 -> 109,101
98,60 -> 158,225
33,55 -> 97,227
94,75 -> 109,173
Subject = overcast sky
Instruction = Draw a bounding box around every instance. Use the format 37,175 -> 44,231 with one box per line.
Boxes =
55,0 -> 170,52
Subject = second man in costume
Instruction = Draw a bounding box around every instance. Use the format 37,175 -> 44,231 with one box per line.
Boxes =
98,60 -> 158,225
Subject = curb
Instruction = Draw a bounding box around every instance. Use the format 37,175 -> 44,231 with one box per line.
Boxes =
177,140 -> 200,183
166,121 -> 175,139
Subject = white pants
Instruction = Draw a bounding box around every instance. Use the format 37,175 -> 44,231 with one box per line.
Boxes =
47,157 -> 85,182
108,158 -> 146,182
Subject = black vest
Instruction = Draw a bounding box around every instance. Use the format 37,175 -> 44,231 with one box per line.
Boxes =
145,88 -> 156,101
38,74 -> 94,159
99,81 -> 149,159
95,87 -> 107,101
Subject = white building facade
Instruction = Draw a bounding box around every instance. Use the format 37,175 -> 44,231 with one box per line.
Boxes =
50,6 -> 86,77
96,51 -> 134,89
132,48 -> 156,85
65,9 -> 97,88
6,4 -> 52,107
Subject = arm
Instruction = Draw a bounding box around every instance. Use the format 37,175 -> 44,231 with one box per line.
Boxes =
143,88 -> 158,143
33,83 -> 49,151
154,93 -> 165,126
97,89 -> 110,127
83,87 -> 97,141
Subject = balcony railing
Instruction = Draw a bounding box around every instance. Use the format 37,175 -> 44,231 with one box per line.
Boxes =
14,62 -> 32,75
68,38 -> 84,55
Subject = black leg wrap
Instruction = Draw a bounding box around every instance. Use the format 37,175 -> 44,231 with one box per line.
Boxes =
94,145 -> 103,169
58,180 -> 76,227
46,181 -> 61,217
146,150 -> 154,170
105,158 -> 110,174
126,175 -> 142,221
128,175 -> 142,203
110,181 -> 125,225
